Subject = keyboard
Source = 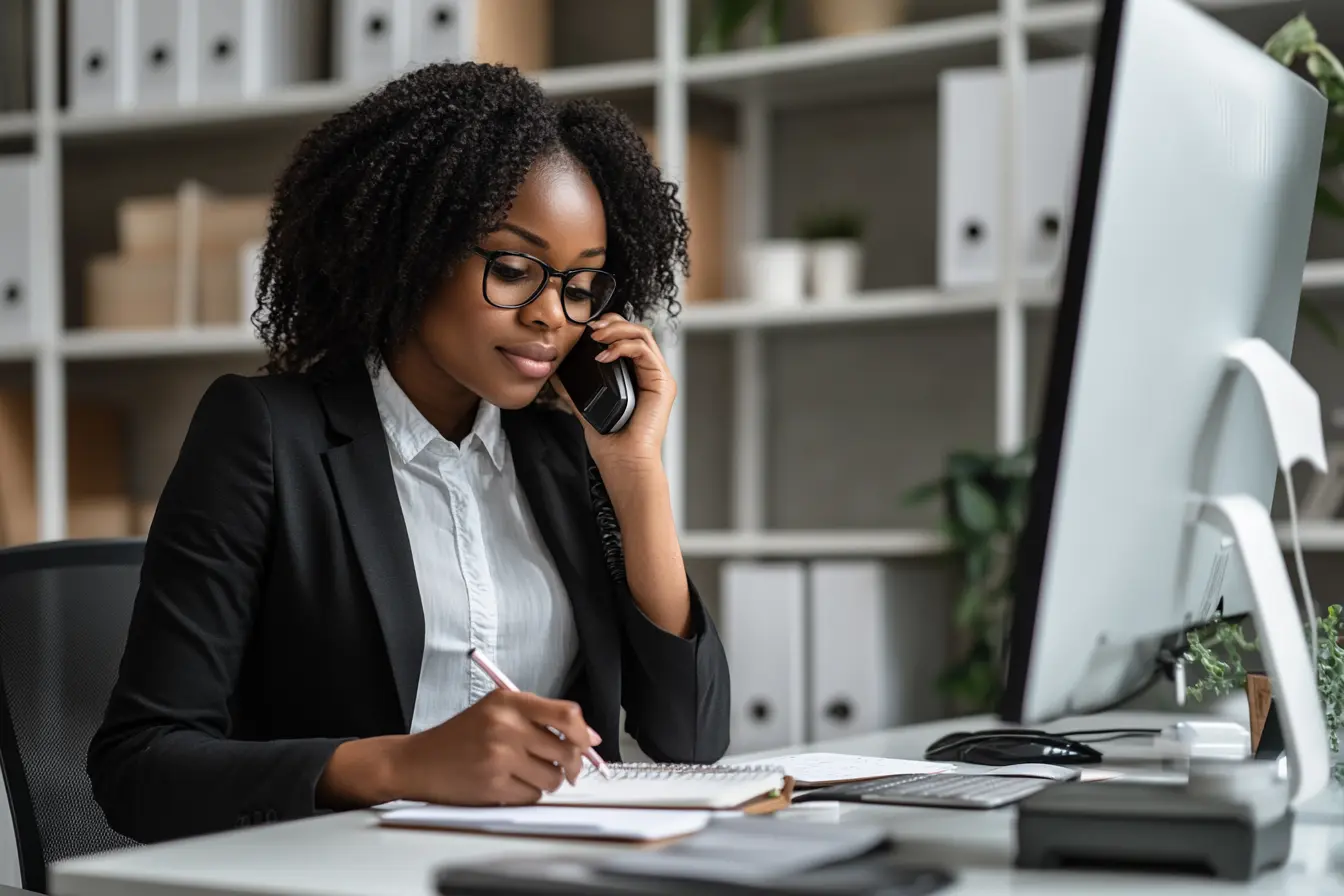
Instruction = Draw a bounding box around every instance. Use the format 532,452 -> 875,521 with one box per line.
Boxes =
793,773 -> 1056,810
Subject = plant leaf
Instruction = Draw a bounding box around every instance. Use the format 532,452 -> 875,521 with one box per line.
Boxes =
1307,44 -> 1344,95
954,583 -> 986,629
946,450 -> 992,481
1264,14 -> 1318,66
1317,184 -> 1344,220
1301,297 -> 1342,347
902,478 -> 943,507
953,480 -> 998,534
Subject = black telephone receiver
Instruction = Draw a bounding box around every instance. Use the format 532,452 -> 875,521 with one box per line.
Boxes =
556,325 -> 637,435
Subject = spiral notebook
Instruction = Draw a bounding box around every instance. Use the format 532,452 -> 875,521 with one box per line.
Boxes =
537,762 -> 789,811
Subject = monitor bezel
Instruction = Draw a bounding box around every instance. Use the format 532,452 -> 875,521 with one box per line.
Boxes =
999,0 -> 1128,723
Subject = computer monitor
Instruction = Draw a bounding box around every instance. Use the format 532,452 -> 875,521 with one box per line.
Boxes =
1000,0 -> 1326,738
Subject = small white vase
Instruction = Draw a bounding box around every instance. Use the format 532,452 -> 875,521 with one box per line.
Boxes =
807,0 -> 909,38
809,239 -> 863,303
743,240 -> 808,305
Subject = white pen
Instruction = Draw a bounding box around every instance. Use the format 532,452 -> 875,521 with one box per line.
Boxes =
468,647 -> 614,780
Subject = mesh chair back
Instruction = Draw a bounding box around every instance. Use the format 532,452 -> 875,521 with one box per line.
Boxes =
0,539 -> 143,892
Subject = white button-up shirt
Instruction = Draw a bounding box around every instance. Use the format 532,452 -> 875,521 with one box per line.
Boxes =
369,363 -> 581,734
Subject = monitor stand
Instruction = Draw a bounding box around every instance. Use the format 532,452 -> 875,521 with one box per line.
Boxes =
1016,338 -> 1331,881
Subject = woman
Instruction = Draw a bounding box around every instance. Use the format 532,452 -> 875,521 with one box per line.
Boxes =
87,61 -> 730,845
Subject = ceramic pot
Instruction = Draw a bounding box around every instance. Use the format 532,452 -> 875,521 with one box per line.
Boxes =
809,239 -> 862,302
807,0 -> 909,38
743,240 -> 808,305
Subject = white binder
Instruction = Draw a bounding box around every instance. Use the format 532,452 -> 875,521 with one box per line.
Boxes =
806,560 -> 949,742
408,0 -> 468,69
721,561 -> 807,754
69,0 -> 132,112
1019,58 -> 1091,284
335,0 -> 401,87
0,159 -> 34,347
185,0 -> 244,103
938,58 -> 1091,289
130,0 -> 182,107
240,0 -> 323,98
938,66 -> 1002,290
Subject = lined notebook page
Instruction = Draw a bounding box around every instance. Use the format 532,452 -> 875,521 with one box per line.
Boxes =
538,762 -> 786,809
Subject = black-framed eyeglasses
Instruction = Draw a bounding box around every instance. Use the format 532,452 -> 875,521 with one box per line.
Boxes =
471,247 -> 617,325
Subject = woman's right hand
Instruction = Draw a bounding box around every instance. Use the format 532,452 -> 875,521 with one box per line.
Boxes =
317,690 -> 600,808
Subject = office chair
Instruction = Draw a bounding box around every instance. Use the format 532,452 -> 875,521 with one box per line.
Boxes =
0,539 -> 144,893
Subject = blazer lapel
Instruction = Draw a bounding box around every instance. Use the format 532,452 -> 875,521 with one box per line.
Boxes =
502,408 -> 622,734
316,367 -> 424,730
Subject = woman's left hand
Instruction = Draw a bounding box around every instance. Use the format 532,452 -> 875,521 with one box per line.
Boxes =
551,313 -> 674,473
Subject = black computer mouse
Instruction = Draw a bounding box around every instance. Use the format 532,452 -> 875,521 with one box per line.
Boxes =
924,729 -> 1103,765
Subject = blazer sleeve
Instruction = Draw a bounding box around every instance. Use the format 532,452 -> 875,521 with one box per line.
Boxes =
87,375 -> 352,844
585,461 -> 730,764
618,577 -> 731,764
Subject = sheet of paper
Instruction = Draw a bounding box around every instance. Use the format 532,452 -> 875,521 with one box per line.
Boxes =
379,804 -> 712,842
728,752 -> 954,786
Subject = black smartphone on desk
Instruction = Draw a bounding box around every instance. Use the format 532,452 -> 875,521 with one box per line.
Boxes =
557,326 -> 637,435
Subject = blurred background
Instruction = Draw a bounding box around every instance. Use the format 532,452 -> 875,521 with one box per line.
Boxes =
1,0 -> 1344,756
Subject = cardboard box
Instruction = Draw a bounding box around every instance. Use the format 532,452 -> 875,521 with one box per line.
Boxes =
0,388 -> 129,546
118,188 -> 271,258
640,129 -> 732,303
69,497 -> 133,539
86,254 -> 178,329
475,0 -> 553,72
86,248 -> 248,329
133,500 -> 156,536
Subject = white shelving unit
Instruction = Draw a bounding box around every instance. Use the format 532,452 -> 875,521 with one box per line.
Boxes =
4,0 -> 1344,558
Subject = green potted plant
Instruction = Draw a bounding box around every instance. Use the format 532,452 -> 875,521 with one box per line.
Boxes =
696,0 -> 786,55
797,209 -> 866,303
1184,606 -> 1344,780
904,441 -> 1034,712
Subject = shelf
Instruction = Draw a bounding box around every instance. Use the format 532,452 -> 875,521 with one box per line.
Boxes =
680,529 -> 947,558
61,327 -> 264,360
1278,522 -> 1344,552
0,340 -> 38,362
679,285 -> 1015,330
685,12 -> 1000,107
1303,259 -> 1344,292
1027,0 -> 1321,50
58,60 -> 660,141
681,524 -> 1344,558
0,112 -> 35,141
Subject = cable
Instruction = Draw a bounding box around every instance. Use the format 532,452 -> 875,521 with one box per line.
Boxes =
1054,727 -> 1160,740
1082,665 -> 1165,715
1283,463 -> 1318,679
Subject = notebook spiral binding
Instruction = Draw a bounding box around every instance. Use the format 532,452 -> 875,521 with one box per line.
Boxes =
580,762 -> 785,780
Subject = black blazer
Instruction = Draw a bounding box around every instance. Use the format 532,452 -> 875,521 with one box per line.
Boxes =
88,362 -> 731,844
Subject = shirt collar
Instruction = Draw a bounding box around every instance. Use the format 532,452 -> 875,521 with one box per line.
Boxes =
367,362 -> 505,471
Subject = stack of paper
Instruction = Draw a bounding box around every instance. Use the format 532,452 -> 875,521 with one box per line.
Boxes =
379,805 -> 713,842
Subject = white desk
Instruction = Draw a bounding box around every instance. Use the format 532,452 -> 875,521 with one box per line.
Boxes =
49,711 -> 1344,896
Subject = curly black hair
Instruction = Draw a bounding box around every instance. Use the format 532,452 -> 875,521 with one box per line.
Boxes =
253,61 -> 690,375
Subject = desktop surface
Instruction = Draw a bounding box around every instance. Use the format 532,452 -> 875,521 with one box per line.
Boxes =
49,712 -> 1344,896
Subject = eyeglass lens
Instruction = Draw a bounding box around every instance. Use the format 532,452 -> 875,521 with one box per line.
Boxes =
486,253 -> 616,322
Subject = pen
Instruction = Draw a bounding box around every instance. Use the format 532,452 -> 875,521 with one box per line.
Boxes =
467,647 -> 614,780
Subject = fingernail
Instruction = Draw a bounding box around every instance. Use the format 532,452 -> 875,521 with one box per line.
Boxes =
588,727 -> 602,745
595,350 -> 611,361
589,320 -> 609,329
